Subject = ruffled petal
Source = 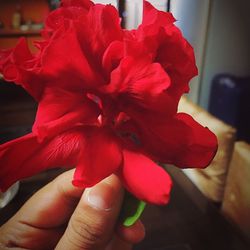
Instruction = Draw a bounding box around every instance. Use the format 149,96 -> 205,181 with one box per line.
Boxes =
41,24 -> 103,91
73,3 -> 123,76
119,149 -> 172,205
82,3 -> 123,60
138,113 -> 218,168
72,127 -> 123,187
0,38 -> 33,79
108,56 -> 170,94
44,0 -> 93,37
0,38 -> 43,100
155,29 -> 198,96
1,1 -> 124,98
33,87 -> 100,141
103,55 -> 172,116
138,1 -> 198,97
0,128 -> 86,192
142,0 -> 175,27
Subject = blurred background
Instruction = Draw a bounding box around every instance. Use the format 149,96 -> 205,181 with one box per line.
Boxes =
0,0 -> 249,248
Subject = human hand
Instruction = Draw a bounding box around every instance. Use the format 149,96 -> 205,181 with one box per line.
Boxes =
0,170 -> 145,250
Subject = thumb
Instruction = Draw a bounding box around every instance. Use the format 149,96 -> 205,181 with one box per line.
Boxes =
55,174 -> 124,250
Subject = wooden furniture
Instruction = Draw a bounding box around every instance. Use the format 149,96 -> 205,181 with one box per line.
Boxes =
222,141 -> 250,241
178,96 -> 236,202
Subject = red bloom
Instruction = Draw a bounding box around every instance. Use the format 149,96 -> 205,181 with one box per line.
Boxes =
0,0 -> 217,205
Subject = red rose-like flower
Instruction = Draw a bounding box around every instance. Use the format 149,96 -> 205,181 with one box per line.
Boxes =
0,0 -> 217,205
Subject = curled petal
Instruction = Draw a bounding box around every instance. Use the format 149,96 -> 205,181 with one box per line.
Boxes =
109,56 -> 170,94
139,113 -> 218,168
119,149 -> 172,205
2,64 -> 19,82
44,0 -> 92,36
103,51 -> 178,117
138,1 -> 198,96
174,113 -> 218,167
104,55 -> 171,115
72,127 -> 123,187
0,38 -> 43,100
102,41 -> 124,75
142,0 -> 175,27
155,29 -> 198,96
0,128 -> 86,192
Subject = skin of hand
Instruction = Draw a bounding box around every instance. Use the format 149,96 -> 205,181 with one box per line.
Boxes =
0,169 -> 145,250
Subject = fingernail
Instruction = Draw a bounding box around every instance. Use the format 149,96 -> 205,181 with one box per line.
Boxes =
85,179 -> 118,211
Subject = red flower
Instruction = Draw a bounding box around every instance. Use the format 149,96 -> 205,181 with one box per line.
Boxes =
0,0 -> 217,205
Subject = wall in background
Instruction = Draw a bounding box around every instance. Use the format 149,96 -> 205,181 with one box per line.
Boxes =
170,0 -> 210,104
199,0 -> 250,109
167,0 -> 250,109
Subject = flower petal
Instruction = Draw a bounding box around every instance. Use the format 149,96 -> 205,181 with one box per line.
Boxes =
103,55 -> 172,117
44,0 -> 93,36
155,29 -> 198,96
68,3 -> 123,80
142,0 -> 175,27
0,38 -> 43,100
41,24 -> 103,91
174,113 -> 218,167
33,87 -> 100,141
119,149 -> 172,205
0,128 -> 86,192
102,40 -> 124,76
138,113 -> 218,168
109,56 -> 170,94
72,127 -> 123,187
138,1 -> 198,97
81,3 -> 123,60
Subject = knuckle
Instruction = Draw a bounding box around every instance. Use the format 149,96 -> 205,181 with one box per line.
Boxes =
68,214 -> 105,248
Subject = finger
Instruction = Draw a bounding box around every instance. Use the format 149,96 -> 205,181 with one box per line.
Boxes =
106,220 -> 145,250
106,235 -> 133,250
0,169 -> 84,250
55,174 -> 124,250
0,220 -> 65,250
116,220 -> 145,244
12,169 -> 84,228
